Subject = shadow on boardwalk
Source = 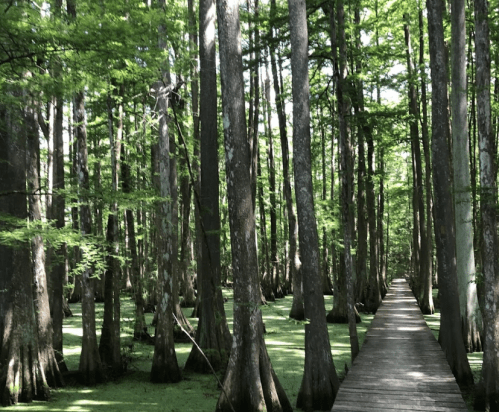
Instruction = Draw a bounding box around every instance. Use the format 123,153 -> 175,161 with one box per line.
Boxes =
331,278 -> 469,412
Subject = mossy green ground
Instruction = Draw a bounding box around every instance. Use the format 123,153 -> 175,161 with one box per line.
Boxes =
3,287 -> 482,412
2,291 -> 374,412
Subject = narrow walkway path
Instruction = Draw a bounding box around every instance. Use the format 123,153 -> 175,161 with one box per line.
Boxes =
331,278 -> 469,412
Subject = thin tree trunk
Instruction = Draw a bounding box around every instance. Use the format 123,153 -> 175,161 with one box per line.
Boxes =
75,90 -> 105,386
52,62 -> 70,369
266,74 -> 280,298
418,7 -> 434,315
319,106 -> 333,295
68,99 -> 82,304
187,0 -> 202,318
179,149 -> 195,307
404,15 -> 428,311
123,149 -> 148,341
269,0 -> 301,315
258,147 -> 274,302
99,87 -> 123,374
335,0 -> 360,361
170,130 -> 195,340
353,4 -> 368,306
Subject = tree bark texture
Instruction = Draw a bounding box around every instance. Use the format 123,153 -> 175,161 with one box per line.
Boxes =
215,0 -> 292,409
258,148 -> 273,302
404,15 -> 429,313
267,89 -> 280,298
150,88 -> 182,381
170,131 -> 195,340
426,0 -> 474,386
355,105 -> 368,304
51,91 -> 69,371
0,102 -> 50,406
149,0 -> 182,383
289,0 -> 341,409
418,7 -> 434,315
474,0 -> 499,407
182,0 -> 199,310
335,0 -> 360,362
26,107 -> 64,389
451,0 -> 482,353
75,91 -> 105,386
185,0 -> 232,373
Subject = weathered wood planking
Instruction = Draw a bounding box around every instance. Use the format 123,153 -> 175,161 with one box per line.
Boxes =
331,278 -> 469,412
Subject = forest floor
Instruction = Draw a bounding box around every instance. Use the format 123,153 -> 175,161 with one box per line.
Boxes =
2,284 -> 482,412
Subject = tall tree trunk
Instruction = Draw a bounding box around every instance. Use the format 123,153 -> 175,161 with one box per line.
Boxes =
319,107 -> 333,295
51,35 -> 70,365
75,90 -> 105,386
258,147 -> 274,302
365,125 -> 380,314
179,149 -> 195,308
418,6 -> 434,315
289,0 -> 341,410
27,106 -> 64,388
215,0 -> 292,408
451,0 -> 482,353
269,0 -> 301,314
184,0 -> 232,373
353,4 -> 368,305
474,0 -> 499,407
0,102 -> 50,405
150,0 -> 181,383
337,0 -> 360,360
92,134 -> 104,303
404,15 -> 429,312
123,138 -> 148,341
187,0 -> 202,318
325,1 -> 346,326
377,146 -> 387,295
266,76 -> 280,298
170,129 -> 195,339
67,0 -> 81,306
99,87 -> 123,375
468,31 -> 479,277
247,0 -> 258,214
54,104 -> 71,356
324,0 -> 361,361
426,0 -> 474,386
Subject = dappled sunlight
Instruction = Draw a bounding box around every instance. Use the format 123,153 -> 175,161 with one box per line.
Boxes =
406,371 -> 425,378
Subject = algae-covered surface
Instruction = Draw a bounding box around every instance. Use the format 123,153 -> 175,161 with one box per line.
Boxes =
2,291 -> 374,412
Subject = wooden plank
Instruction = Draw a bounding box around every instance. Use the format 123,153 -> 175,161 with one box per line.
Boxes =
331,278 -> 469,411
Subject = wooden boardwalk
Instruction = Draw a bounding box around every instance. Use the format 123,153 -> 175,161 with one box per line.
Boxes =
331,278 -> 469,412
